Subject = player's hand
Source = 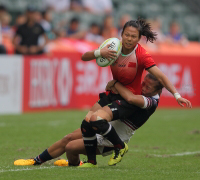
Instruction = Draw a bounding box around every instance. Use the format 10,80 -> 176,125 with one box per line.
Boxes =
100,44 -> 117,61
177,97 -> 192,108
105,80 -> 117,91
111,86 -> 119,94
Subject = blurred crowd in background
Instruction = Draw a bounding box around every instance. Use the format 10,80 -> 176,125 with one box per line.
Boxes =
0,0 -> 200,55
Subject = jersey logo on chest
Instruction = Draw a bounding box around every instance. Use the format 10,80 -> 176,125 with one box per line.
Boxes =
128,62 -> 136,68
118,62 -> 137,68
118,63 -> 126,67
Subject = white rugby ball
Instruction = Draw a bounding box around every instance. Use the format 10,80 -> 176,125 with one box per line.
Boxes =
96,38 -> 122,67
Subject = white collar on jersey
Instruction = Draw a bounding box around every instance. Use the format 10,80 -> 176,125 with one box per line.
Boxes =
121,44 -> 138,56
152,94 -> 159,100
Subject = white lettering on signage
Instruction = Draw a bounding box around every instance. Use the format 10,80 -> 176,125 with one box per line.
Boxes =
179,67 -> 194,97
76,61 -> 112,94
158,63 -> 194,97
29,58 -> 73,107
57,59 -> 73,105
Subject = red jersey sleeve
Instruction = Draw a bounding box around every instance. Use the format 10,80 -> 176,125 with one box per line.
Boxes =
136,44 -> 156,70
142,51 -> 156,70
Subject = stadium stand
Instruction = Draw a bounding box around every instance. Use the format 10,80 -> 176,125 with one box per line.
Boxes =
0,0 -> 199,41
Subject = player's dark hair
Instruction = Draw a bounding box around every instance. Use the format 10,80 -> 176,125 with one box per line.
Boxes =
146,73 -> 164,95
122,17 -> 157,43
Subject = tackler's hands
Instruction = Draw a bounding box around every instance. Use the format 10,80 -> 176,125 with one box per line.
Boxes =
105,80 -> 119,94
106,80 -> 116,91
110,86 -> 119,94
177,97 -> 192,108
100,44 -> 117,61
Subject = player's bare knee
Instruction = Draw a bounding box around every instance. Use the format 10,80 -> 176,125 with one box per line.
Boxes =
65,142 -> 74,153
85,116 -> 90,122
91,110 -> 111,122
65,144 -> 70,152
90,114 -> 97,122
85,111 -> 94,122
61,134 -> 73,146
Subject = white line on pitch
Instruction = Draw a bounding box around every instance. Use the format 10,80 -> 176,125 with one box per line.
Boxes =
0,166 -> 56,173
150,151 -> 200,157
0,166 -> 127,173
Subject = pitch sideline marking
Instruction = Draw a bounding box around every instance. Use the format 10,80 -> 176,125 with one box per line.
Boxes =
1,151 -> 200,173
150,151 -> 200,157
0,166 -> 127,173
0,166 -> 56,173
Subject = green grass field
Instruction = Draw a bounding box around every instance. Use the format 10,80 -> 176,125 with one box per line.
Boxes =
0,109 -> 200,180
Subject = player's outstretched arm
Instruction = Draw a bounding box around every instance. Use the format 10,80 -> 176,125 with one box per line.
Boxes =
81,44 -> 117,61
147,66 -> 192,108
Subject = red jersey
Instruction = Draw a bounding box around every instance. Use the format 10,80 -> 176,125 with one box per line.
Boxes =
110,43 -> 156,95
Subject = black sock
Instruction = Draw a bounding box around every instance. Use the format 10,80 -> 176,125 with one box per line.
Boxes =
34,149 -> 53,164
103,123 -> 125,149
81,120 -> 97,165
84,138 -> 97,165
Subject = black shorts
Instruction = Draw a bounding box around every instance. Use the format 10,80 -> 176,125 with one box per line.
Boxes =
98,92 -> 137,120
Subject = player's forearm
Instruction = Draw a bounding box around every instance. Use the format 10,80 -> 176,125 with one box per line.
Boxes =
159,74 -> 178,95
148,66 -> 179,97
114,82 -> 134,101
81,50 -> 96,61
114,82 -> 144,108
